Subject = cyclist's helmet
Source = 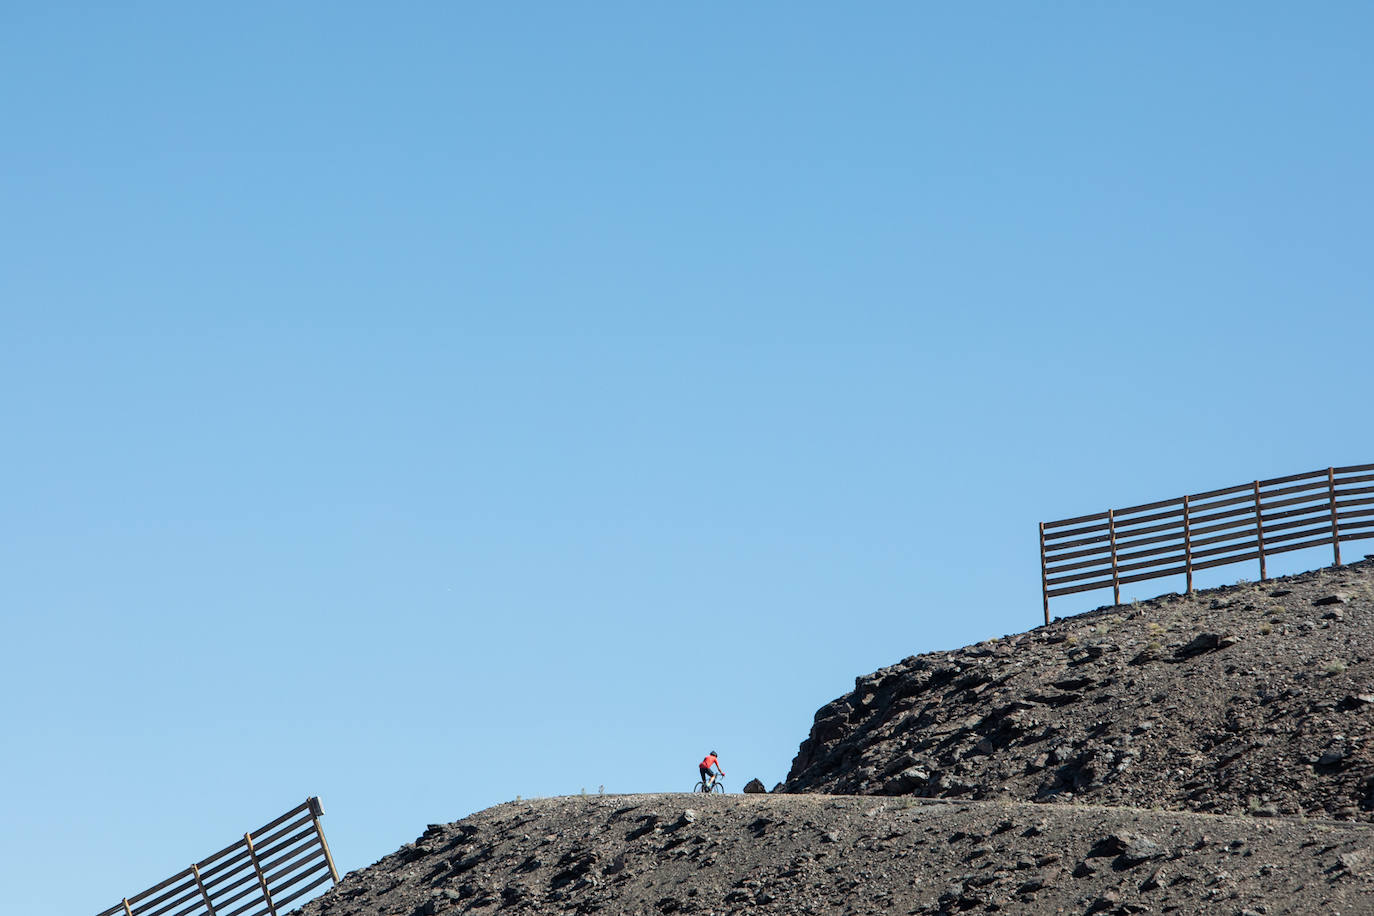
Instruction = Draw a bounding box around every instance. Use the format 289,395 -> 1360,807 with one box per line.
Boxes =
710,750 -> 717,756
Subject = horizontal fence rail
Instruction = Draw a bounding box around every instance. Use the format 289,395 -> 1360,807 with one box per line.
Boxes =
97,797 -> 339,916
1040,464 -> 1374,623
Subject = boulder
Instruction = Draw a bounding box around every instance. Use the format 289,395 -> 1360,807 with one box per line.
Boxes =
1174,632 -> 1239,659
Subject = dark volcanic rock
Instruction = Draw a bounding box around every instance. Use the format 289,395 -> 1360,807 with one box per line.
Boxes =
1173,631 -> 1240,658
1100,831 -> 1164,865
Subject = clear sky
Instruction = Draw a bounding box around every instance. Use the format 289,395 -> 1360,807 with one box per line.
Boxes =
3,4 -> 1372,914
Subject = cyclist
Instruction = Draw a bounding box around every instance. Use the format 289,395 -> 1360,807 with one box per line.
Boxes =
699,750 -> 725,790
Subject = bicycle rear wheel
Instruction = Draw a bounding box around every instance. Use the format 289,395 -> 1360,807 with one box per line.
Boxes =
691,782 -> 707,793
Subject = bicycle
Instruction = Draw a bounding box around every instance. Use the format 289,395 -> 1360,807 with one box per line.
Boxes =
692,777 -> 726,794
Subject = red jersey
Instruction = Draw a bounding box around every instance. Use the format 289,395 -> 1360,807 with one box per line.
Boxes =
700,754 -> 719,770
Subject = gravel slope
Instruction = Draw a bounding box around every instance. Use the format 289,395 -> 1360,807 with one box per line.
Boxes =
787,559 -> 1374,823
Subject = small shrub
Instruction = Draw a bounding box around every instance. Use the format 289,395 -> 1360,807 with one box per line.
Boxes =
1323,661 -> 1347,677
1259,623 -> 1273,636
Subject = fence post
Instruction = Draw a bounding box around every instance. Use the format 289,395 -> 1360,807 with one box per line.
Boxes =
1328,467 -> 1342,566
1108,508 -> 1120,605
1253,481 -> 1267,581
308,797 -> 342,884
191,864 -> 217,916
122,901 -> 134,916
1039,522 -> 1050,626
1182,495 -> 1193,594
244,832 -> 280,916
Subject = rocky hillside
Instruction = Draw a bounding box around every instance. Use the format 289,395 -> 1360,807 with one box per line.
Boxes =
787,559 -> 1374,823
289,559 -> 1374,916
294,794 -> 1374,916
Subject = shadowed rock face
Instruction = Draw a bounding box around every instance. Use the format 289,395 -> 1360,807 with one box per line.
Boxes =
292,560 -> 1374,916
294,794 -> 1374,916
786,559 -> 1374,823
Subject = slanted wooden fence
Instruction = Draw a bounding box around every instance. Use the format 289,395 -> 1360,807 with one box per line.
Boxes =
1040,464 -> 1374,623
97,797 -> 340,916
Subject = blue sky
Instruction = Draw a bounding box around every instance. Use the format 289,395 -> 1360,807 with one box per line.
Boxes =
3,4 -> 1372,914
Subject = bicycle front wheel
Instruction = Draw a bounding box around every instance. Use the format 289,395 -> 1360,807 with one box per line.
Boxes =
710,781 -> 726,793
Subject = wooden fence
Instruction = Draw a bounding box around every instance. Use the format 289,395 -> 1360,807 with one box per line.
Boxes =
1040,464 -> 1374,623
97,797 -> 340,916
